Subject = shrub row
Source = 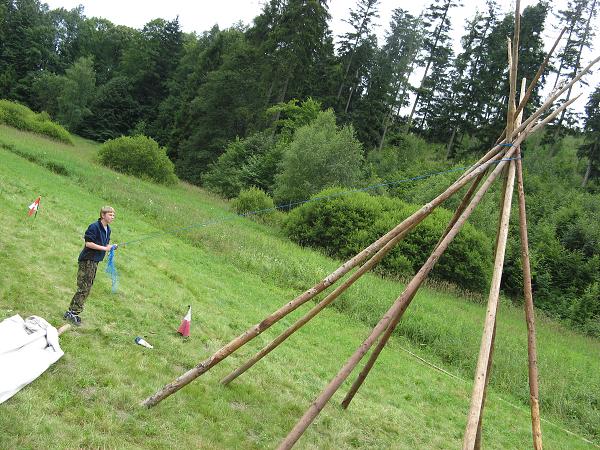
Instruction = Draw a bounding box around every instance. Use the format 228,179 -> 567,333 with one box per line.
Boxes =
0,100 -> 72,144
284,188 -> 493,292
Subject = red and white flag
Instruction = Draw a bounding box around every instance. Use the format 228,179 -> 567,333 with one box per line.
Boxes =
28,196 -> 41,217
177,305 -> 191,337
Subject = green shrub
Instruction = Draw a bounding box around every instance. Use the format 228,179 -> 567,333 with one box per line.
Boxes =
98,135 -> 177,185
284,188 -> 492,292
231,187 -> 280,224
0,100 -> 72,144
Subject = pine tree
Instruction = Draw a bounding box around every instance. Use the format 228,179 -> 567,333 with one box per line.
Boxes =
442,2 -> 499,157
551,0 -> 597,130
248,0 -> 334,118
336,0 -> 380,114
407,0 -> 461,132
375,9 -> 423,149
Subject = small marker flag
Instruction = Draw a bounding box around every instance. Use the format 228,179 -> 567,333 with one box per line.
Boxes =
28,196 -> 41,217
177,305 -> 191,337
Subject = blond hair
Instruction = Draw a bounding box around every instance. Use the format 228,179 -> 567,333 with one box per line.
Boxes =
100,206 -> 115,217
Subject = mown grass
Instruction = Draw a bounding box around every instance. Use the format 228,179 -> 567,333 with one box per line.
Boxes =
0,124 -> 598,449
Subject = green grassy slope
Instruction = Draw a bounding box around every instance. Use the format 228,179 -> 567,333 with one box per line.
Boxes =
0,125 -> 598,449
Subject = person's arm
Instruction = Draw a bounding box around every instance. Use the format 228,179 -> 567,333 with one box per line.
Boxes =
85,241 -> 117,252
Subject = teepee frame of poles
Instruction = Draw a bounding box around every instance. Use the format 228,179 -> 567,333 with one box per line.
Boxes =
141,3 -> 599,448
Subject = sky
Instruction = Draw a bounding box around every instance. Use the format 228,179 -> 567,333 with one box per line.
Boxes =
43,0 -> 598,116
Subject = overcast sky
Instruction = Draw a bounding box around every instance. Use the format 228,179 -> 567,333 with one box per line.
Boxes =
43,0 -> 599,115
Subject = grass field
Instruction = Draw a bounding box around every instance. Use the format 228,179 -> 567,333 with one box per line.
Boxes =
0,124 -> 598,449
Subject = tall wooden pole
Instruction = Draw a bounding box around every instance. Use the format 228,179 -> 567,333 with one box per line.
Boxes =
464,19 -> 521,445
516,138 -> 543,450
462,158 -> 516,450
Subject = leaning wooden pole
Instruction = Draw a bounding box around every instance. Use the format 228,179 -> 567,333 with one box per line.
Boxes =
223,167 -> 492,386
278,144 -> 520,450
141,147 -> 503,408
516,146 -> 543,449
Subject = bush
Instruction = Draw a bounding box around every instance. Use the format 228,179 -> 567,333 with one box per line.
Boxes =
284,188 -> 492,292
231,187 -> 280,225
98,135 -> 177,185
0,100 -> 72,144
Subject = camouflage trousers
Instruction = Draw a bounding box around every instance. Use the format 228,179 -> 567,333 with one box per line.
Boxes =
68,260 -> 99,314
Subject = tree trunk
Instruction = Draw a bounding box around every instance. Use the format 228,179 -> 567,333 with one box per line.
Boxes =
581,140 -> 598,188
446,127 -> 458,159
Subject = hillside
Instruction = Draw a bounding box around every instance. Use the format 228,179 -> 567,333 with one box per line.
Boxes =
0,125 -> 598,449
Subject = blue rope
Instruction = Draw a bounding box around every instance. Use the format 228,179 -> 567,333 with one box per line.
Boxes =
105,246 -> 118,293
106,156 -> 521,292
122,157 -> 521,246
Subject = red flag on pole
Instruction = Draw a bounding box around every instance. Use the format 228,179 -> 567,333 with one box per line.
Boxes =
177,305 -> 191,337
28,196 -> 41,217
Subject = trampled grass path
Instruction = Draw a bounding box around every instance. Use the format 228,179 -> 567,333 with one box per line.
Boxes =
0,125 -> 598,449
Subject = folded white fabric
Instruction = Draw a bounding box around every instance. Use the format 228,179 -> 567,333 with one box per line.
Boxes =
0,314 -> 64,404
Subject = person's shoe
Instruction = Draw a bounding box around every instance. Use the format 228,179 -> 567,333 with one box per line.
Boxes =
63,310 -> 82,326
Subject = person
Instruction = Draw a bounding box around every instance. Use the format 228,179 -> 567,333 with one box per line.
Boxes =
64,206 -> 118,326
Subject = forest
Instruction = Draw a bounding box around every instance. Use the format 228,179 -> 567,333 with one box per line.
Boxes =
1,0 -> 599,336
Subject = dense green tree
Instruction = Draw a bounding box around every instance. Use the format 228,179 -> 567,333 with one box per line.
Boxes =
376,9 -> 423,149
0,0 -> 54,102
274,110 -> 364,204
440,2 -> 499,157
248,0 -> 335,115
55,56 -> 96,130
336,0 -> 380,114
174,28 -> 266,184
119,17 -> 183,127
46,6 -> 86,72
470,2 -> 549,149
78,76 -> 140,141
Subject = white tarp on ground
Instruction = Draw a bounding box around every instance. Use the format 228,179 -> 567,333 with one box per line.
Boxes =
0,314 -> 64,404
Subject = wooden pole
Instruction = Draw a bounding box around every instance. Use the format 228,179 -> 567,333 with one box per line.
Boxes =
57,324 -> 71,335
278,145 -> 521,450
463,154 -> 517,450
474,321 -> 497,450
516,141 -> 543,450
141,150 -> 505,408
339,174 -> 488,409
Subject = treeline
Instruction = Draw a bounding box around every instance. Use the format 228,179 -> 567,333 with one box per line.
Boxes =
1,0 -> 599,335
1,0 -> 598,178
